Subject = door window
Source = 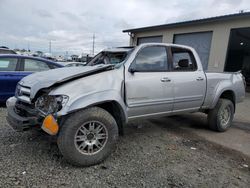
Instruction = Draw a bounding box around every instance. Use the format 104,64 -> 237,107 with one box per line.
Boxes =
171,47 -> 197,71
174,32 -> 212,70
132,46 -> 168,72
24,59 -> 50,72
0,58 -> 18,71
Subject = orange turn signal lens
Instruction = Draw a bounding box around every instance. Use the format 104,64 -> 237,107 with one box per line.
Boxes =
42,115 -> 59,135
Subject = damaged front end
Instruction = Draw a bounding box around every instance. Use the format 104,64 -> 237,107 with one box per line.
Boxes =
35,94 -> 69,135
6,64 -> 116,135
35,94 -> 69,116
6,84 -> 68,135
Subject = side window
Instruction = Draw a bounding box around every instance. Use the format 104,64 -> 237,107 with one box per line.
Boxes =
132,46 -> 168,72
0,58 -> 18,71
24,59 -> 50,72
171,47 -> 197,71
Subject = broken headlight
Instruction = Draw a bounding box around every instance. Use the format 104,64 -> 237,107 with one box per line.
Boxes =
35,95 -> 69,115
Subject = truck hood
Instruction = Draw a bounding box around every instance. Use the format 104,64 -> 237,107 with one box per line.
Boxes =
19,64 -> 114,99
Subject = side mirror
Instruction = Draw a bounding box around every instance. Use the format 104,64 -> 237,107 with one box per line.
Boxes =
128,66 -> 136,74
129,60 -> 138,74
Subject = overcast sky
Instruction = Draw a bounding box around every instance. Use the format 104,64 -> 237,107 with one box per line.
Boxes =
0,0 -> 249,55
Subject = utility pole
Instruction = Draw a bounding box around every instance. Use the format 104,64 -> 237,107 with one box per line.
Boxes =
49,40 -> 51,54
65,51 -> 68,60
92,33 -> 95,55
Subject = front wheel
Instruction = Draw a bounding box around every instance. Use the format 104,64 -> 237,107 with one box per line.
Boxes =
57,107 -> 118,166
208,99 -> 234,132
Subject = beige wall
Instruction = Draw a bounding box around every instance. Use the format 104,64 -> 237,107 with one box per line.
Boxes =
130,17 -> 250,71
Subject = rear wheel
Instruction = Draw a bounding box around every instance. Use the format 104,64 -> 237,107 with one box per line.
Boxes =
57,107 -> 118,166
208,99 -> 234,132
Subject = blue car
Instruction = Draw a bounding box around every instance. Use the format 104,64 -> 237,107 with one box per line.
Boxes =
0,54 -> 63,103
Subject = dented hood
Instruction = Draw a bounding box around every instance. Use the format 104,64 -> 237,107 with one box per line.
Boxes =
20,64 -> 114,99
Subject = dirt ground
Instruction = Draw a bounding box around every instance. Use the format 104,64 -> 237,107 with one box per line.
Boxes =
0,107 -> 250,187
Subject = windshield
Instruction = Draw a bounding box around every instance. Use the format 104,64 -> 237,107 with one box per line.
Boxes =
87,51 -> 130,67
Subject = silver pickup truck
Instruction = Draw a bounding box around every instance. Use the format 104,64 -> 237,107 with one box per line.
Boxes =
6,43 -> 245,166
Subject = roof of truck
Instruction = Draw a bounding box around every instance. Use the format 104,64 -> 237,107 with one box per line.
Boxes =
103,46 -> 135,52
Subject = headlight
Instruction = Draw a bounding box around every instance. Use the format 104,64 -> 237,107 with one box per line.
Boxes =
35,95 -> 69,115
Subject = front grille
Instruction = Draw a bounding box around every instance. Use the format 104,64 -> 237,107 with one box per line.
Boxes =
15,100 -> 36,117
14,100 -> 43,126
16,84 -> 31,103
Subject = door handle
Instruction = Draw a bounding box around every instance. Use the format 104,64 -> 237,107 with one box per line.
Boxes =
196,77 -> 204,81
161,77 -> 171,82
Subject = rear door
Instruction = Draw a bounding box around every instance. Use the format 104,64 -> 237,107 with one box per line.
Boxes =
0,57 -> 22,101
168,47 -> 206,111
20,58 -> 51,73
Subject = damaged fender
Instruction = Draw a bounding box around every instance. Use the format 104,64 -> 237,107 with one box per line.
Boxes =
57,90 -> 128,123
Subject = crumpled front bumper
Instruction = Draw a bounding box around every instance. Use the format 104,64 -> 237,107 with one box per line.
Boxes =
6,97 -> 38,132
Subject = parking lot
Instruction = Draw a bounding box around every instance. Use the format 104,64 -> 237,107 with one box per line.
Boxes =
0,94 -> 249,187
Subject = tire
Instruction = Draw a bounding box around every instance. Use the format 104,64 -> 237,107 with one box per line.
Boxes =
208,99 -> 234,132
57,107 -> 119,166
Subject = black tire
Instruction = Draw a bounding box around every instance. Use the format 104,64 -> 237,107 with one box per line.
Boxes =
208,99 -> 234,132
57,107 -> 118,166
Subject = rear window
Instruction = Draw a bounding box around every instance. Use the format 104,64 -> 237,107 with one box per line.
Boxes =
171,47 -> 197,71
0,58 -> 18,71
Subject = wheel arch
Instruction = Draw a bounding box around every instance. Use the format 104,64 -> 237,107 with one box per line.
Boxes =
66,100 -> 126,135
62,91 -> 128,135
95,100 -> 126,135
212,89 -> 236,111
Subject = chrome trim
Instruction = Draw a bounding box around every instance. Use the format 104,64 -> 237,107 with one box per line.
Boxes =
196,77 -> 204,81
161,77 -> 171,82
174,96 -> 203,103
128,98 -> 173,107
20,87 -> 31,95
128,107 -> 199,120
128,96 -> 202,108
128,110 -> 172,119
17,96 -> 31,104
16,84 -> 31,104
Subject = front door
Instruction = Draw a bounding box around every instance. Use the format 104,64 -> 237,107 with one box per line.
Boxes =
125,45 -> 174,118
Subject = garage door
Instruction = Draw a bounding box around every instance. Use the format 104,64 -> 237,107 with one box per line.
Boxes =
174,32 -> 213,70
137,36 -> 163,45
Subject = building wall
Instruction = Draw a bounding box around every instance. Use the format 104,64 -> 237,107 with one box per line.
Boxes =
130,17 -> 250,71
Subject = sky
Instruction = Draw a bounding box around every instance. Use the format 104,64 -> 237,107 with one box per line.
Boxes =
0,0 -> 249,55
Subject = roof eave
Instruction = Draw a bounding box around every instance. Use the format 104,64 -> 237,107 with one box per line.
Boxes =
123,12 -> 250,33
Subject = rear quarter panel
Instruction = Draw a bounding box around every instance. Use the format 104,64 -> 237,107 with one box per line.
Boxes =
203,72 -> 245,109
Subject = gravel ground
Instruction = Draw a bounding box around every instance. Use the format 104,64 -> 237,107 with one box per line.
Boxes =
0,107 -> 250,187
